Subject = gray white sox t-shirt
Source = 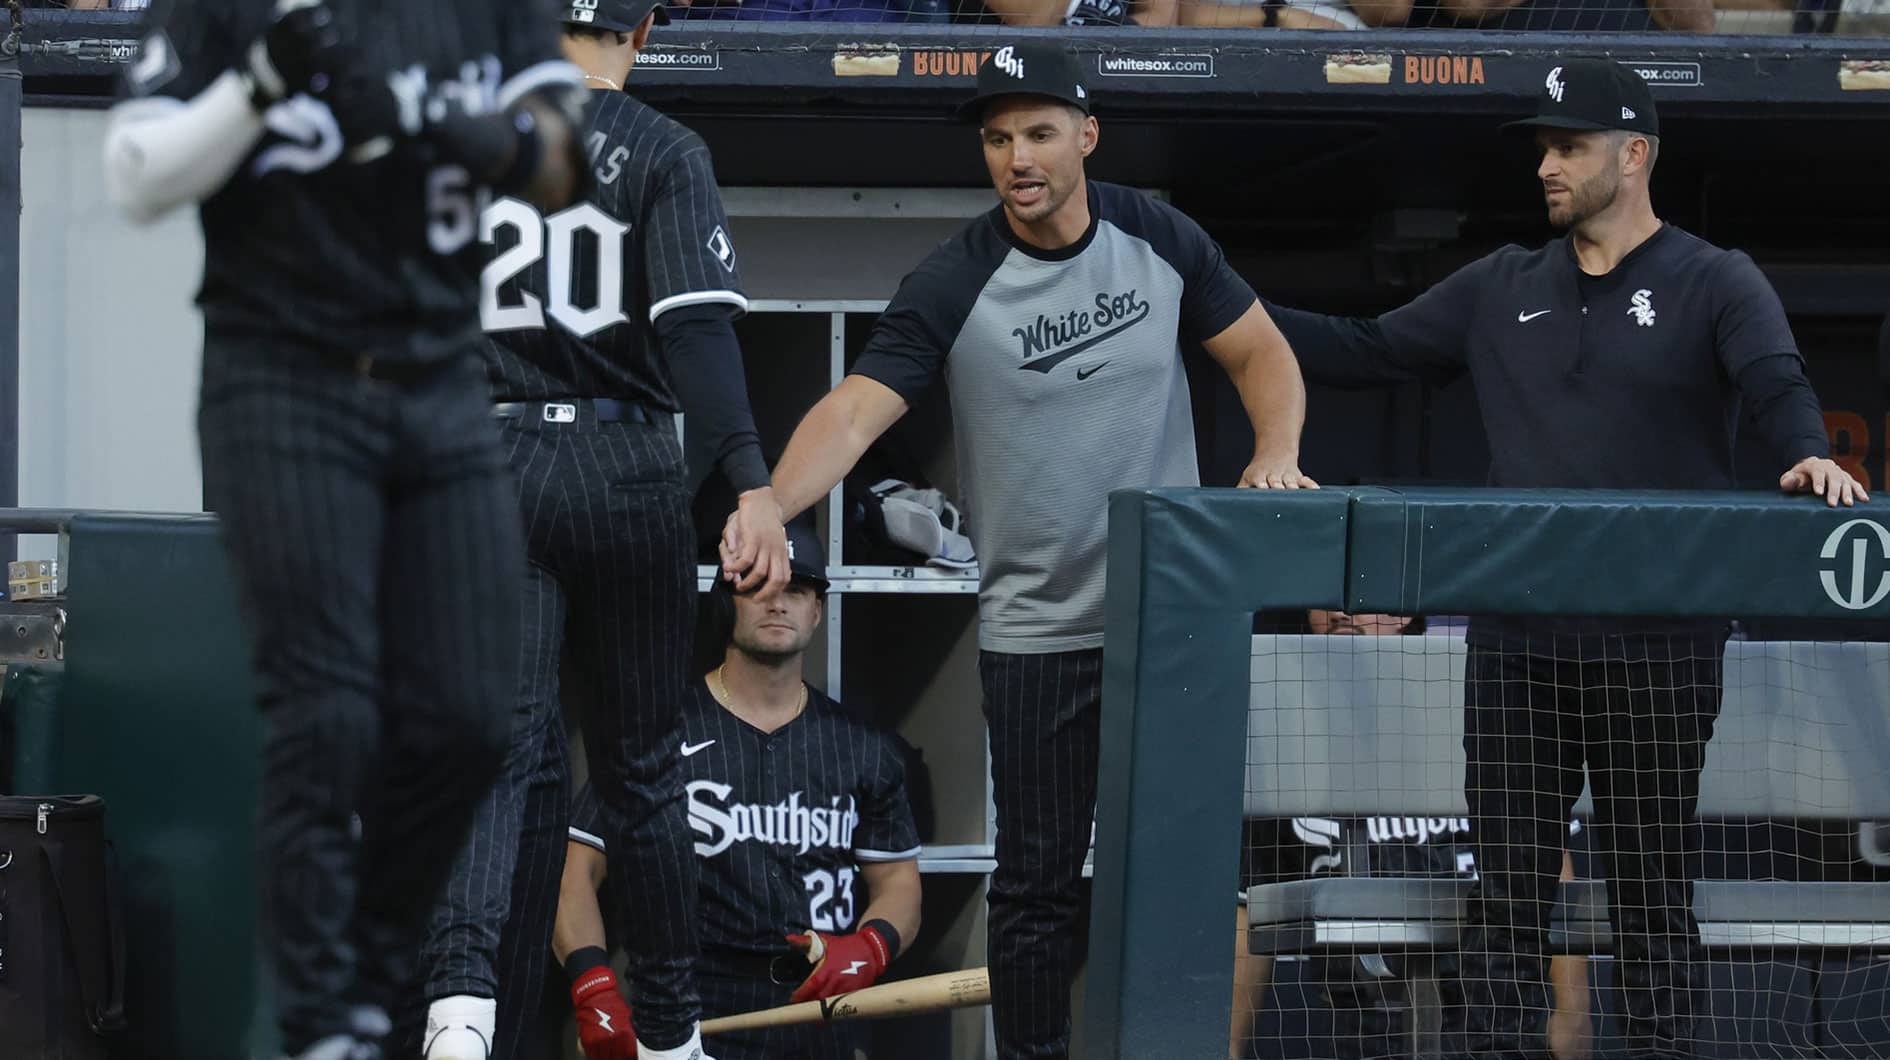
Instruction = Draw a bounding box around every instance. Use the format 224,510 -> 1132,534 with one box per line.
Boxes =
852,182 -> 1257,653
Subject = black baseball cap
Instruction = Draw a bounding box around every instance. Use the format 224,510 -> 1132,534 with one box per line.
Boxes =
784,519 -> 830,594
564,0 -> 669,31
1503,59 -> 1658,138
954,43 -> 1092,124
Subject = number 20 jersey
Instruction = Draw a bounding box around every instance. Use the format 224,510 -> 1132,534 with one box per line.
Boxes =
481,89 -> 748,408
122,0 -> 581,365
570,682 -> 920,957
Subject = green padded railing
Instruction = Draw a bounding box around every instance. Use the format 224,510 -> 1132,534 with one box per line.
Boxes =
1082,487 -> 1890,1060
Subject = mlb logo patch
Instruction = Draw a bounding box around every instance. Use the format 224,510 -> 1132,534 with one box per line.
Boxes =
707,226 -> 737,273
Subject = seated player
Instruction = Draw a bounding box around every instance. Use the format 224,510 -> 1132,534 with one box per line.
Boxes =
553,522 -> 923,1060
1232,611 -> 1593,1060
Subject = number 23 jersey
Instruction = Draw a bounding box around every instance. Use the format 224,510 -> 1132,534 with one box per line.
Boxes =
571,681 -> 921,956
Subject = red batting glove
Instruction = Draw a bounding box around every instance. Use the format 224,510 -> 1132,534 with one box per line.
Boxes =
570,966 -> 637,1060
785,925 -> 891,1004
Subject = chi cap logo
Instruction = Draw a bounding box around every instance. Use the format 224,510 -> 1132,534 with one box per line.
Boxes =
1545,65 -> 1565,103
994,45 -> 1025,79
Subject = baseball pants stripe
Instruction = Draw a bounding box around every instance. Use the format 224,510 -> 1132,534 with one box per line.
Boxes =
416,408 -> 703,1052
197,342 -> 519,1054
979,648 -> 1104,1060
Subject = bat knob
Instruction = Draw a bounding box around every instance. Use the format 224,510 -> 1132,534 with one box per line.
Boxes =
807,932 -> 826,965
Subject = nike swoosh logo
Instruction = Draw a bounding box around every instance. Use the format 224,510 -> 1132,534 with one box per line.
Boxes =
1017,305 -> 1151,374
1517,309 -> 1552,323
1075,361 -> 1109,381
681,740 -> 716,757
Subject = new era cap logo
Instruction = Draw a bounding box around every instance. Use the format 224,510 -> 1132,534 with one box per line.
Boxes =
1621,106 -> 1636,119
1076,84 -> 1086,99
1545,65 -> 1565,103
994,46 -> 1025,79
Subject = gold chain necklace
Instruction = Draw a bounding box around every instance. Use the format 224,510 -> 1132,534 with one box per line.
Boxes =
710,665 -> 806,720
583,73 -> 622,91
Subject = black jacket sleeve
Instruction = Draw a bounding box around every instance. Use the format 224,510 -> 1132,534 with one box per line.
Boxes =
1263,256 -> 1485,389
1712,252 -> 1831,467
656,303 -> 770,495
1737,354 -> 1831,467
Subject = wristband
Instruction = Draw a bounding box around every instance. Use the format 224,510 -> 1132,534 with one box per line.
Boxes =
863,919 -> 902,964
565,946 -> 611,984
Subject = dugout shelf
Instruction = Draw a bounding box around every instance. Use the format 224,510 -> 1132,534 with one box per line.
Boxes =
1245,877 -> 1890,955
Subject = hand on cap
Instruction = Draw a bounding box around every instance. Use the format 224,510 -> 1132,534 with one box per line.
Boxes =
720,487 -> 791,597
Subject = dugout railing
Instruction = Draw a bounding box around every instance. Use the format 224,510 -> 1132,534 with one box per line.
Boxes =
1083,487 -> 1890,1060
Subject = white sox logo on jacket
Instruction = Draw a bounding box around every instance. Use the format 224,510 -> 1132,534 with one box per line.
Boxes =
688,780 -> 860,858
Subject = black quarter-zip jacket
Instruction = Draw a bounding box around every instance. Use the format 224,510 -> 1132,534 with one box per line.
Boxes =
1269,224 -> 1828,491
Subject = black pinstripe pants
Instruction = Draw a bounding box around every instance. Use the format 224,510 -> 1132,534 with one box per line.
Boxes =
196,340 -> 521,1055
979,648 -> 1104,1060
417,404 -> 704,1052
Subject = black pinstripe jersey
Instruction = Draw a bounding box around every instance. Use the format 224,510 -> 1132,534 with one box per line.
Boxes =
571,683 -> 920,956
121,0 -> 579,364
480,91 -> 747,408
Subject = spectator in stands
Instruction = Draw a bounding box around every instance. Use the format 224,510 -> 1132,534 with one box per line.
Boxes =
670,0 -> 952,23
1233,611 -> 1593,1060
971,0 -> 1179,26
1412,0 -> 1714,30
1181,0 -> 1411,30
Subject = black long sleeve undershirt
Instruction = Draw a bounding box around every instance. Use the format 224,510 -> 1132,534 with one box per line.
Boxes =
655,303 -> 769,495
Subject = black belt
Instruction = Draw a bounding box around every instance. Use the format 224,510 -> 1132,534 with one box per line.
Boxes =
710,950 -> 810,986
492,398 -> 655,425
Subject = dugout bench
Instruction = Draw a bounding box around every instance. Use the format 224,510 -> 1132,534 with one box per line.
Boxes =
1240,635 -> 1890,1056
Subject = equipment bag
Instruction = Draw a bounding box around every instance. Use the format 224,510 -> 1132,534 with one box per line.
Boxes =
0,795 -> 126,1058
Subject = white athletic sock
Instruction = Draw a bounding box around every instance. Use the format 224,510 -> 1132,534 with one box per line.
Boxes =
638,1025 -> 712,1060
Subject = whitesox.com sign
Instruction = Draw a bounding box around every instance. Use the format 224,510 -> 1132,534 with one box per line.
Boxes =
1096,53 -> 1215,78
637,45 -> 722,71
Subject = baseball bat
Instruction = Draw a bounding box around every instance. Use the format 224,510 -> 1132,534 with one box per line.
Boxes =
699,967 -> 991,1034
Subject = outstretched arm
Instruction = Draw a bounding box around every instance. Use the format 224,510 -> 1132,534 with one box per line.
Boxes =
721,374 -> 911,594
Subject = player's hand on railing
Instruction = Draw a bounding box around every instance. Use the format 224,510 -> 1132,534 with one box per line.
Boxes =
570,965 -> 638,1060
1780,456 -> 1869,507
720,487 -> 791,598
786,926 -> 892,1003
1236,452 -> 1319,490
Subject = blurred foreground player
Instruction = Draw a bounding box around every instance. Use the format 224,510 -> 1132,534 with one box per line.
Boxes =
103,1 -> 588,1056
555,522 -> 922,1060
1267,61 -> 1865,1059
413,3 -> 789,1056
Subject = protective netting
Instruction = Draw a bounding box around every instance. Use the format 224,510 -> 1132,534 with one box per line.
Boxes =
1236,615 -> 1890,1060
16,0 -> 1890,38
